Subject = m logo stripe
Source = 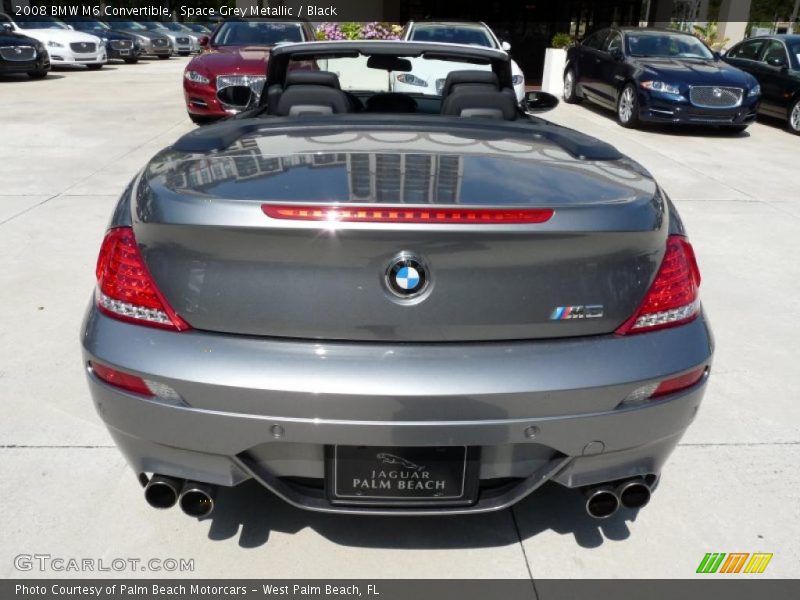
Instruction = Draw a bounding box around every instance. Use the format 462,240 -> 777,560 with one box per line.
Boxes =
697,553 -> 726,573
744,553 -> 773,574
720,553 -> 749,573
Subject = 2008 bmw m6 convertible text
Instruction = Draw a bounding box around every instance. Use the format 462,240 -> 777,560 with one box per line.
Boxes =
81,41 -> 713,521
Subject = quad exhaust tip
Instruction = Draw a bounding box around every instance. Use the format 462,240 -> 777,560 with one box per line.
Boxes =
179,481 -> 217,518
585,488 -> 620,519
617,480 -> 652,510
144,475 -> 183,510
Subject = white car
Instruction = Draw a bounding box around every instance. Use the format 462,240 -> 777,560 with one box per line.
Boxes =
395,21 -> 526,102
1,14 -> 106,69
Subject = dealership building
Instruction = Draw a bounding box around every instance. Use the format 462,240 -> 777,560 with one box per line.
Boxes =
5,0 -> 755,81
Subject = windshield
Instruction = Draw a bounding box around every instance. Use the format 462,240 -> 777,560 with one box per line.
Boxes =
626,32 -> 714,59
186,24 -> 210,33
115,21 -> 148,31
212,21 -> 304,46
409,24 -> 496,48
15,16 -> 70,30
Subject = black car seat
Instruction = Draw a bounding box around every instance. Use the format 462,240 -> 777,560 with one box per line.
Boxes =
274,71 -> 352,116
440,70 -> 517,120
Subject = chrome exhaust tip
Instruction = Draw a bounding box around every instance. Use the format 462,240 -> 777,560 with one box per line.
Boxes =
144,475 -> 183,509
585,488 -> 620,519
179,482 -> 217,518
617,480 -> 652,510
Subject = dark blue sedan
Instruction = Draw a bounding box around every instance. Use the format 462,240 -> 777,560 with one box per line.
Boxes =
564,27 -> 761,131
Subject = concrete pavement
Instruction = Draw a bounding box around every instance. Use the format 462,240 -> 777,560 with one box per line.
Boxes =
0,59 -> 797,581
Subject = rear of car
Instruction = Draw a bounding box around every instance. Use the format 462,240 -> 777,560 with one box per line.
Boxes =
81,113 -> 712,517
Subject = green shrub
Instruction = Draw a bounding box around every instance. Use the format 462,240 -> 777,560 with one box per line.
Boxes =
551,33 -> 574,49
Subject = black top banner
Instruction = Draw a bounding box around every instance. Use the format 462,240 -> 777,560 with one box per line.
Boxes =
6,2 -> 393,22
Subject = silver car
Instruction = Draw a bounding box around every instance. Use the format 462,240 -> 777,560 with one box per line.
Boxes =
81,41 -> 713,521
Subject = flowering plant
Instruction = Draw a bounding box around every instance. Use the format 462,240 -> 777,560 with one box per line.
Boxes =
316,22 -> 401,41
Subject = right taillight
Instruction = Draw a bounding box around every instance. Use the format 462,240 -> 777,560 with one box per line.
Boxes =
616,234 -> 701,335
95,227 -> 190,331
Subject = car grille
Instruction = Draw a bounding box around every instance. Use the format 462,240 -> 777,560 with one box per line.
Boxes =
435,78 -> 446,95
177,37 -> 190,45
153,38 -> 168,47
689,86 -> 743,109
110,40 -> 132,50
216,75 -> 267,109
0,46 -> 36,61
70,42 -> 97,54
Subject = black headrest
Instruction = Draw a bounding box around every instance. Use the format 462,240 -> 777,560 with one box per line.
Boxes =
442,70 -> 499,97
441,89 -> 517,120
285,70 -> 341,89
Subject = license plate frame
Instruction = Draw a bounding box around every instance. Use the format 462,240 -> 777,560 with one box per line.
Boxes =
326,445 -> 480,507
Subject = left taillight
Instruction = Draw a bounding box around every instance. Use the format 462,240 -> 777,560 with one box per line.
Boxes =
95,226 -> 190,331
89,361 -> 154,397
616,235 -> 701,335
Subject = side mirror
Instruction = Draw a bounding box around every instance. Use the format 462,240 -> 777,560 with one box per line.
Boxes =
766,56 -> 786,68
198,35 -> 209,47
1,22 -> 13,32
523,90 -> 559,114
610,48 -> 624,61
713,51 -> 722,61
501,40 -> 511,52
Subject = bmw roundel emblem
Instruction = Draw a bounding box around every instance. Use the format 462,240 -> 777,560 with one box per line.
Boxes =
385,255 -> 429,299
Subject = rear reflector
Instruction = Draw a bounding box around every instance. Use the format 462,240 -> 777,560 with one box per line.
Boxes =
616,235 -> 701,335
95,227 -> 190,331
651,367 -> 707,398
262,204 -> 554,224
90,361 -> 154,397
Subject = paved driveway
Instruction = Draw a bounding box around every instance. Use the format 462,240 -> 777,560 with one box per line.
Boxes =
0,60 -> 797,581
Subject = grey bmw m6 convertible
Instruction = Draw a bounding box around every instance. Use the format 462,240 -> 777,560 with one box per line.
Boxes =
81,41 -> 713,520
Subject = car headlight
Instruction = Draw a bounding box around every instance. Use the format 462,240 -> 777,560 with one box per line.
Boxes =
640,80 -> 681,94
47,41 -> 64,48
395,73 -> 427,87
511,74 -> 524,86
184,70 -> 210,85
748,84 -> 761,97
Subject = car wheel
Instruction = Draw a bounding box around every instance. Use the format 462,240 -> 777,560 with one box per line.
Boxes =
27,70 -> 47,79
124,58 -> 139,64
157,55 -> 170,60
789,98 -> 800,135
617,84 -> 640,128
563,69 -> 581,104
86,64 -> 103,70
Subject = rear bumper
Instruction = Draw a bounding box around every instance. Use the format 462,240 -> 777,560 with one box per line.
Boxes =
81,304 -> 713,514
638,89 -> 759,126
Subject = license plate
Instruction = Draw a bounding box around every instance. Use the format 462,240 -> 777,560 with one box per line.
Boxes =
119,50 -> 130,56
327,445 -> 479,506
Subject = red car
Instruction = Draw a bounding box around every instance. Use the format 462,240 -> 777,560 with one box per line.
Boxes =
183,19 -> 316,124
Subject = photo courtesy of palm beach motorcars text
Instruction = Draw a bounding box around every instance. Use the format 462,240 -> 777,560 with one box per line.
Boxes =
1,0 -> 799,597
